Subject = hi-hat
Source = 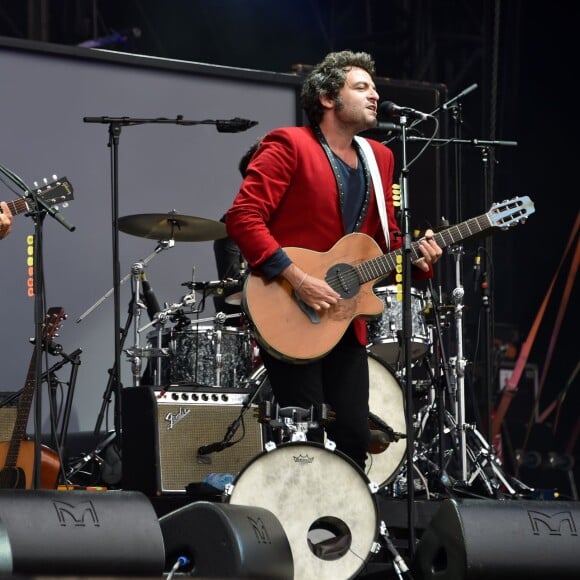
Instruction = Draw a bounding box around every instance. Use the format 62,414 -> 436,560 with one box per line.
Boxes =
118,212 -> 227,242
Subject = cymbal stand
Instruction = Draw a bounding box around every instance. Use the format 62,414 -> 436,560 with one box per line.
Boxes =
90,242 -> 174,435
76,239 -> 174,323
125,260 -> 148,387
448,247 -> 469,482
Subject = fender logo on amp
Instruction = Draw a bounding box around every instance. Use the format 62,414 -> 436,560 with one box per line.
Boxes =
165,407 -> 191,429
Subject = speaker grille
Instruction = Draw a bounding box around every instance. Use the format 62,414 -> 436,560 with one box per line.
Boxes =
0,408 -> 16,441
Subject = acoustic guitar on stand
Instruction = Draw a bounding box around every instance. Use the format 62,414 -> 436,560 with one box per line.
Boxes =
0,307 -> 66,489
4,177 -> 74,220
243,196 -> 535,362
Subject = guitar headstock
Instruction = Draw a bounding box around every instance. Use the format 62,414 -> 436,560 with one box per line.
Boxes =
43,307 -> 67,342
29,176 -> 74,212
488,195 -> 535,230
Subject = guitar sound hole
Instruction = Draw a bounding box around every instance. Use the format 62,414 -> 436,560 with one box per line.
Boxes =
326,264 -> 359,299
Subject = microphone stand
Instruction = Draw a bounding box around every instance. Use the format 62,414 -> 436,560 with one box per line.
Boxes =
392,113 -> 418,557
83,115 -> 257,446
0,164 -> 75,490
197,373 -> 269,456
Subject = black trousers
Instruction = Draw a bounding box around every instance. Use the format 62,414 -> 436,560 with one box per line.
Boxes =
260,325 -> 370,471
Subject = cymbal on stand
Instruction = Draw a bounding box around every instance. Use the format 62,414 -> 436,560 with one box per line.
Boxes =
118,212 -> 227,242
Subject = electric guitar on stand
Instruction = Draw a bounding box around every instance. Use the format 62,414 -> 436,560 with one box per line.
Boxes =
243,196 -> 535,362
0,307 -> 66,489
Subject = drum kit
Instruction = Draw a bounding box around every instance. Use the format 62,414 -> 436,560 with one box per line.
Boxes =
100,210 -> 526,578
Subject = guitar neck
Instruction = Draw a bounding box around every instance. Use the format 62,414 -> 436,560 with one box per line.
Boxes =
357,212 -> 493,284
5,352 -> 37,468
6,197 -> 31,217
3,306 -> 66,469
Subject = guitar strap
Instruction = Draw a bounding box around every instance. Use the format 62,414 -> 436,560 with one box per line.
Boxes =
354,136 -> 390,250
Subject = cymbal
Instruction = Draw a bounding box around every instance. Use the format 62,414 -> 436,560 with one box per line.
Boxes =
118,212 -> 227,242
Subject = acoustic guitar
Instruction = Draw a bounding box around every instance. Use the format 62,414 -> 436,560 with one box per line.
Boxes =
243,196 -> 535,362
4,177 -> 74,219
0,307 -> 65,489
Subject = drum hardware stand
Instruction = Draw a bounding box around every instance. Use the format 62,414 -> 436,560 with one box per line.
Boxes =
258,403 -> 333,444
423,280 -> 455,483
447,246 -> 470,483
409,388 -> 534,499
75,239 -> 174,324
64,429 -> 117,482
137,285 -> 202,386
76,239 -> 174,431
378,521 -> 413,580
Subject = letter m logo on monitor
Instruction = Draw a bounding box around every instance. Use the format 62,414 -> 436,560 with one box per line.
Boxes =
52,499 -> 100,527
528,509 -> 578,536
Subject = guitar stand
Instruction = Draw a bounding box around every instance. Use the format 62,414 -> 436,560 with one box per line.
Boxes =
45,347 -> 83,452
65,430 -> 117,484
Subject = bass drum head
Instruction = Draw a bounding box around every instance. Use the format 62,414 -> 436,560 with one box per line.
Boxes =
227,442 -> 378,580
366,352 -> 407,488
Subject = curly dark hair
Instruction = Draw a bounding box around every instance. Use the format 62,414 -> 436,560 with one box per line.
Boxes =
300,50 -> 376,125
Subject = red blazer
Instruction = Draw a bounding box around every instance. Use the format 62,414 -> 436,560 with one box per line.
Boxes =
226,126 -> 402,347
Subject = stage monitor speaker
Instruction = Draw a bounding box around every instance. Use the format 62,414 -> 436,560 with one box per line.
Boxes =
159,500 -> 293,579
413,498 -> 580,579
0,489 -> 165,575
122,386 -> 264,494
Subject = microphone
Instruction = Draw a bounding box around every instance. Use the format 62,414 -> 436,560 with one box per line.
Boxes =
216,117 -> 258,133
368,412 -> 406,442
181,279 -> 240,291
473,251 -> 481,292
442,82 -> 478,110
369,430 -> 392,454
363,122 -> 405,135
141,274 -> 161,320
197,441 -> 235,455
379,101 -> 430,121
197,416 -> 242,455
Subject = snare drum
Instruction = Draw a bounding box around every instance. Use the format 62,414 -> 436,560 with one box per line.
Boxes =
226,441 -> 378,580
366,285 -> 430,365
171,323 -> 255,388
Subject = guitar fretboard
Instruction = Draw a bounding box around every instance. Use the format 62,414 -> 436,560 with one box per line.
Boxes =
357,213 -> 492,284
6,198 -> 30,217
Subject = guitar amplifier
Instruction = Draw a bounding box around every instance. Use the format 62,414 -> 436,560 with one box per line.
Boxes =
0,406 -> 17,441
121,387 -> 264,495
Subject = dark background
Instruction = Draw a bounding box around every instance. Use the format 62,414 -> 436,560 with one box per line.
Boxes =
1,0 -> 578,491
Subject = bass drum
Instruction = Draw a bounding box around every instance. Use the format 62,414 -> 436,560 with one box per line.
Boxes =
226,441 -> 378,580
366,353 -> 408,488
244,353 -> 407,488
